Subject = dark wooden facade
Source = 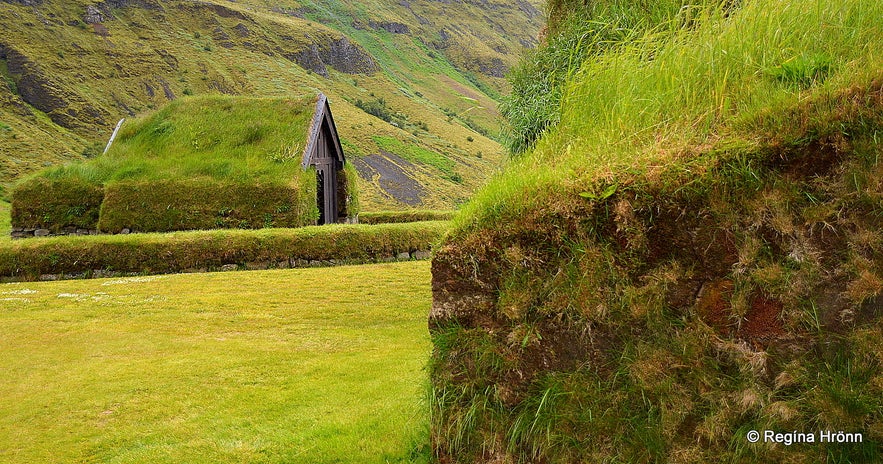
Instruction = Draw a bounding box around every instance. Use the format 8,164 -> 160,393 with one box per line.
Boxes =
301,94 -> 350,225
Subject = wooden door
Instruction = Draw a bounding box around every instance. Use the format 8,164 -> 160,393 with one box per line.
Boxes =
315,128 -> 338,224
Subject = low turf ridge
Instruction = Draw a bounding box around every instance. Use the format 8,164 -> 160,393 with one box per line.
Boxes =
430,0 -> 883,462
0,221 -> 448,280
0,261 -> 431,463
359,210 -> 455,225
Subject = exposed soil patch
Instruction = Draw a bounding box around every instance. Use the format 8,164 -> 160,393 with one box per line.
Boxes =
352,151 -> 425,206
499,317 -> 614,404
695,279 -> 735,333
769,138 -> 844,180
695,282 -> 786,348
739,293 -> 786,348
644,206 -> 739,278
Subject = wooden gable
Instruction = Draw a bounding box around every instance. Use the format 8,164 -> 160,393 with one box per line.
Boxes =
301,94 -> 349,225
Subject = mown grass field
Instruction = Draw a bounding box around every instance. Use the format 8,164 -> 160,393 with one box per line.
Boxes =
0,261 -> 431,463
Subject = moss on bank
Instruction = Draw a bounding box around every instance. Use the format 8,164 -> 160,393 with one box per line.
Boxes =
429,0 -> 883,462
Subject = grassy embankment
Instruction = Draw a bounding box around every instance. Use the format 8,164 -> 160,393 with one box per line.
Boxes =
359,210 -> 454,225
0,261 -> 431,463
430,0 -> 883,462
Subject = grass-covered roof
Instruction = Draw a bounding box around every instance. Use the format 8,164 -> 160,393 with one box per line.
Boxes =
48,95 -> 318,185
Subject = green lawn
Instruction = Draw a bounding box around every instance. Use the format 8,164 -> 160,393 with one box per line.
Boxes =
0,261 -> 431,463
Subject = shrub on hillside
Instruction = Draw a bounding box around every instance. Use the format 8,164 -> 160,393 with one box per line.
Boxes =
355,98 -> 393,123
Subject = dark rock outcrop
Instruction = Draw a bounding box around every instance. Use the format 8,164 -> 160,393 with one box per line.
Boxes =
477,56 -> 506,77
515,0 -> 542,19
83,5 -> 105,24
287,45 -> 328,77
194,1 -> 247,19
1,0 -> 43,5
98,0 -> 162,10
434,29 -> 452,49
369,20 -> 410,34
233,23 -> 250,37
3,45 -> 107,129
286,37 -> 377,76
321,37 -> 377,74
157,77 -> 175,100
153,48 -> 178,70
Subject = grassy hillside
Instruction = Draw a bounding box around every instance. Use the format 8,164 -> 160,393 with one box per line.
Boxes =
430,0 -> 883,462
0,261 -> 431,463
0,0 -> 542,211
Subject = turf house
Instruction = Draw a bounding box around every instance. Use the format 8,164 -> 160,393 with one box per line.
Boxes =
10,93 -> 358,237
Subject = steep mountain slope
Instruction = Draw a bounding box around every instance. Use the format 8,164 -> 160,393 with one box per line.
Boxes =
0,0 -> 542,210
430,0 -> 883,462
